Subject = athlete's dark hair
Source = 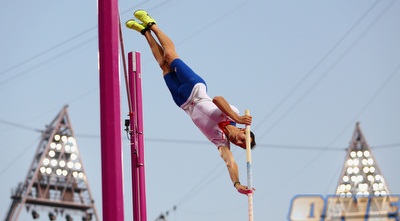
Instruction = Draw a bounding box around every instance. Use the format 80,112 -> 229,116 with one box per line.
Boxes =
250,131 -> 256,149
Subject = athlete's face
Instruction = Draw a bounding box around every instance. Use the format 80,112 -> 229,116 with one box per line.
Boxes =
229,128 -> 247,148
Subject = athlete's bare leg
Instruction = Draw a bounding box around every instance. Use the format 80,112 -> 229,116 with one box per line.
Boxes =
148,24 -> 179,65
143,30 -> 171,75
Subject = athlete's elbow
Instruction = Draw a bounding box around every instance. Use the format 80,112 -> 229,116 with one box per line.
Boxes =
225,160 -> 235,169
220,154 -> 235,168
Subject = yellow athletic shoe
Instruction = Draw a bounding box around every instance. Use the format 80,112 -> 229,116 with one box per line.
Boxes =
125,20 -> 148,35
134,10 -> 156,28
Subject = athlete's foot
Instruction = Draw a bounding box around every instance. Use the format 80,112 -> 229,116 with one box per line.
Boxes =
125,20 -> 148,35
134,10 -> 156,28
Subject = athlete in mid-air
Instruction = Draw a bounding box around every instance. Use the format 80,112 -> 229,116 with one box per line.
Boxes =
126,10 -> 256,195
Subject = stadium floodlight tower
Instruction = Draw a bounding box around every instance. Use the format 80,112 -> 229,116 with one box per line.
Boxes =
335,122 -> 390,198
4,105 -> 99,221
324,122 -> 399,221
288,122 -> 399,221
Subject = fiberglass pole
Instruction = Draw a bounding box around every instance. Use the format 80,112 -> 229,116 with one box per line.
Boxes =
245,109 -> 254,221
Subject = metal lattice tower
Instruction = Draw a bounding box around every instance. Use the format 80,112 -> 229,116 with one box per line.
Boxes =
288,122 -> 399,220
5,105 -> 99,221
336,122 -> 390,198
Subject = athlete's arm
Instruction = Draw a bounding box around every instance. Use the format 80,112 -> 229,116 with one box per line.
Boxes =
218,145 -> 252,194
212,96 -> 252,125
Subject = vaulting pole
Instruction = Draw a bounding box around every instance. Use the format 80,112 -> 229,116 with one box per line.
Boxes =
128,51 -> 147,221
245,109 -> 254,221
98,0 -> 125,220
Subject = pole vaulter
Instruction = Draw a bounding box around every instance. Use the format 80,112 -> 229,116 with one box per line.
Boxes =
124,9 -> 256,220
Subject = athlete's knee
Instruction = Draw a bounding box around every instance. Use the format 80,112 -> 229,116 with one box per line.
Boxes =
164,49 -> 179,64
157,59 -> 171,73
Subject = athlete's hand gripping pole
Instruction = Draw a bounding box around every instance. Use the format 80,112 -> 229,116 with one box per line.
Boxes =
245,109 -> 254,221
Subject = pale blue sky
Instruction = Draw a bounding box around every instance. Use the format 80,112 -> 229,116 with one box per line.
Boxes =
1,0 -> 400,220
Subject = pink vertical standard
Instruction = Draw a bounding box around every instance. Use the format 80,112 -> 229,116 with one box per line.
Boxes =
98,0 -> 125,220
129,51 -> 147,221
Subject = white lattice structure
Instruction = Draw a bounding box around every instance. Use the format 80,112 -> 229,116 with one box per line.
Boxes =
288,123 -> 399,221
336,122 -> 390,198
5,105 -> 99,221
